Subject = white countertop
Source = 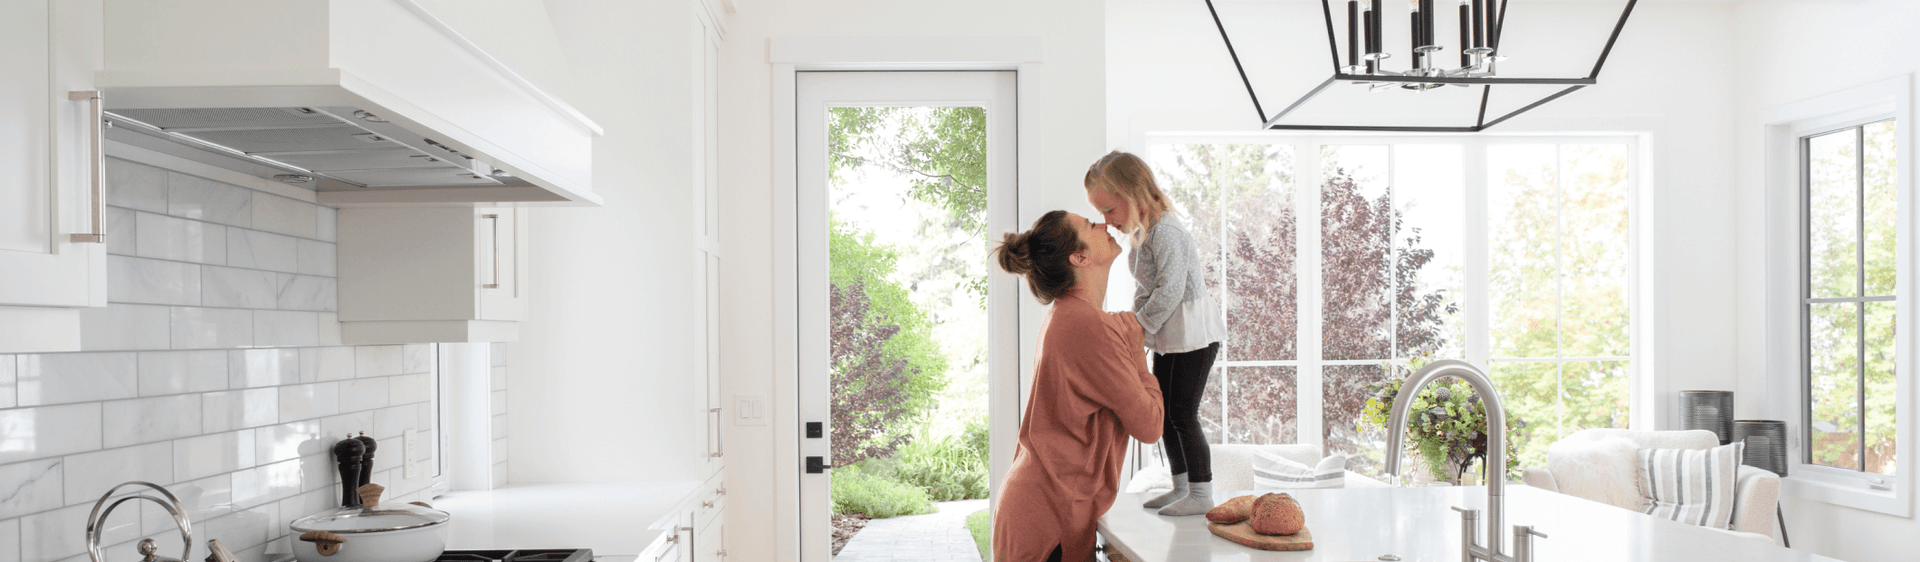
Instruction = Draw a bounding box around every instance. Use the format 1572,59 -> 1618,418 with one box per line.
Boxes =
1098,486 -> 1839,562
436,481 -> 701,556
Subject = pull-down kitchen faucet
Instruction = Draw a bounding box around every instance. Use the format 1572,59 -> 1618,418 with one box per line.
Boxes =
1383,359 -> 1546,562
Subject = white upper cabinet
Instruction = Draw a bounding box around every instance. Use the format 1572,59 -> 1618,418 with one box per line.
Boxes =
336,204 -> 528,344
0,0 -> 107,352
95,0 -> 602,207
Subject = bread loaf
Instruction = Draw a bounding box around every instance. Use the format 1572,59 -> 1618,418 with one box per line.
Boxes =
1205,495 -> 1256,524
1248,493 -> 1306,536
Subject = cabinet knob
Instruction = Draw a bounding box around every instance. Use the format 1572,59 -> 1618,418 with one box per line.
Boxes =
715,486 -> 726,497
703,500 -> 716,508
715,551 -> 726,558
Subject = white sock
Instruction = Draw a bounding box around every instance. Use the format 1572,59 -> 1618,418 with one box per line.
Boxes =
1157,481 -> 1212,516
1143,472 -> 1188,508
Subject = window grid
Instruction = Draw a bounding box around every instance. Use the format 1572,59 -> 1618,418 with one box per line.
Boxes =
1801,120 -> 1896,474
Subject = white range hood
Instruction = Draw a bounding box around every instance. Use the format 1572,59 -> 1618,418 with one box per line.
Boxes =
96,0 -> 602,206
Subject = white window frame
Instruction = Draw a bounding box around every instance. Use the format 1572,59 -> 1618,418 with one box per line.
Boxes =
1762,75 -> 1913,516
1141,132 -> 1644,455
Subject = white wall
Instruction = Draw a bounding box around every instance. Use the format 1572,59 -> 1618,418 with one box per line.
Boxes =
1732,2 -> 1920,560
714,1 -> 1110,560
1106,0 -> 1741,433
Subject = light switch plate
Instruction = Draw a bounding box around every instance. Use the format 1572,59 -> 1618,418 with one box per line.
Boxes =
403,428 -> 418,478
736,394 -> 767,426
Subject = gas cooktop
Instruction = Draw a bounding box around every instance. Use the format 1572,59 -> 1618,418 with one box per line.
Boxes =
434,549 -> 596,562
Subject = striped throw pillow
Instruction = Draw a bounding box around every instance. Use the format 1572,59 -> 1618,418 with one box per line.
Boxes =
1252,451 -> 1347,489
1637,442 -> 1744,529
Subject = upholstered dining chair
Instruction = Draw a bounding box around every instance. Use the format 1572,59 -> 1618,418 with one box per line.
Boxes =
1520,428 -> 1780,540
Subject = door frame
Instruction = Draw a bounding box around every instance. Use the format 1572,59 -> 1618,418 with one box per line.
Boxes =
771,36 -> 1044,562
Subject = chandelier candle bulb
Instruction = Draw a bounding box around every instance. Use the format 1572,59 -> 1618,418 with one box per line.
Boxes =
1349,0 -> 1360,69
1458,2 -> 1470,66
1471,0 -> 1483,48
1421,0 -> 1436,47
1371,0 -> 1383,55
1364,9 -> 1378,72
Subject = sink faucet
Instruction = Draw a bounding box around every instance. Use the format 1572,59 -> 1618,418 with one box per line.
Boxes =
1382,360 -> 1545,562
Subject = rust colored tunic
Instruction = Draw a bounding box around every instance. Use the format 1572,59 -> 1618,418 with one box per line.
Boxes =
992,294 -> 1164,562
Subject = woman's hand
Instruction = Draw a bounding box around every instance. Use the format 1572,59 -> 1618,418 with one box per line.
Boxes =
1114,311 -> 1145,348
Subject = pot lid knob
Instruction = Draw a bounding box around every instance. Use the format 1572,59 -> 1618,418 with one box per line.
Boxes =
357,483 -> 385,507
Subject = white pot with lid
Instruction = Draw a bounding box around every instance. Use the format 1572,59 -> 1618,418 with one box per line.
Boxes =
292,484 -> 450,562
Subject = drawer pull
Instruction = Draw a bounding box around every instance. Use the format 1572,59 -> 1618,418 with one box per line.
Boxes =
703,500 -> 715,508
69,91 -> 105,244
482,214 -> 501,289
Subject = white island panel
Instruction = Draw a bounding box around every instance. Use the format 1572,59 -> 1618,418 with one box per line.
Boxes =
438,481 -> 699,555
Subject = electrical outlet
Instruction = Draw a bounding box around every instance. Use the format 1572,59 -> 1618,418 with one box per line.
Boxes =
403,428 -> 418,479
736,394 -> 767,426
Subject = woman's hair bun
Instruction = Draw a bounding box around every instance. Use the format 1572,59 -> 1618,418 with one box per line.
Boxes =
993,210 -> 1082,304
995,231 -> 1033,276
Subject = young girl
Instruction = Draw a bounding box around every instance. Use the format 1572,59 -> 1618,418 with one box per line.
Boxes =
1085,150 -> 1228,516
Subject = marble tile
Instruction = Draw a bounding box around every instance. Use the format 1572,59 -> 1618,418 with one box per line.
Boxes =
0,356 -> 14,408
229,348 -> 298,389
416,403 -> 433,433
388,373 -> 430,406
201,504 -> 274,552
250,194 -> 317,239
252,310 -> 318,348
338,378 -> 390,413
372,405 -> 415,439
277,383 -> 338,423
411,429 -> 435,463
101,394 -> 200,448
491,342 -> 507,367
315,205 -> 337,243
0,459 -> 63,519
369,437 -> 402,473
136,350 -> 227,396
169,173 -> 253,227
401,344 -> 430,374
224,229 -> 298,274
200,266 -> 279,309
104,206 -> 137,256
295,453 -> 334,494
318,411 -> 373,441
231,459 -> 300,510
354,346 -> 402,378
106,158 -> 168,214
295,240 -> 335,277
135,212 -> 225,265
107,255 -> 199,306
316,313 -> 341,346
298,347 -> 355,382
276,488 -> 333,533
173,430 -> 255,482
78,304 -> 171,351
21,503 -> 138,562
253,421 -> 323,465
0,517 -> 18,562
170,306 -> 252,349
492,389 -> 506,416
202,387 -> 277,433
16,352 -> 137,406
276,275 -> 336,312
491,365 -> 506,392
59,442 -> 171,504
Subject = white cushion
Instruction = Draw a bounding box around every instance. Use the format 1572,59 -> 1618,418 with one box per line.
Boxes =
1253,452 -> 1347,489
1545,437 -> 1645,511
1639,442 -> 1744,530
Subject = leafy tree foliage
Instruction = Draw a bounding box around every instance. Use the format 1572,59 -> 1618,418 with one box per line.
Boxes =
829,221 -> 949,467
829,107 -> 991,299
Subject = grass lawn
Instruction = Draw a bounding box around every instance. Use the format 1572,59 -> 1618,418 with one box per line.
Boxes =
965,509 -> 991,561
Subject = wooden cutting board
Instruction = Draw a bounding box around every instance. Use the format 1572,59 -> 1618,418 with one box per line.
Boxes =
1207,522 -> 1314,551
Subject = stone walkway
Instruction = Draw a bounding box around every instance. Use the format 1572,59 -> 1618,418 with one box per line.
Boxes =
835,499 -> 989,562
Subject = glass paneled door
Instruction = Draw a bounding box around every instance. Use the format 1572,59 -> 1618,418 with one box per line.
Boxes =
795,71 -> 1018,562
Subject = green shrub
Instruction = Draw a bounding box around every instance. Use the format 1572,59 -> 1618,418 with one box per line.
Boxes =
965,509 -> 991,562
831,464 -> 934,518
890,418 -> 990,500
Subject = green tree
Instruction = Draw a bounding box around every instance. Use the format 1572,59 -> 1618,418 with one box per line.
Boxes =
830,107 -> 990,299
829,218 -> 949,467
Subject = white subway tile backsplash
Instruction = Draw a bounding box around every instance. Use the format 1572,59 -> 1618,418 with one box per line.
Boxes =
250,194 -> 317,239
254,421 -> 323,465
276,275 -> 336,312
0,356 -> 13,408
0,459 -> 63,519
389,373 -> 430,406
135,212 -> 226,265
253,310 -> 318,347
354,346 -> 402,378
402,344 -> 430,374
370,437 -> 402,473
297,454 -> 333,494
105,206 -> 137,256
78,304 -> 171,351
0,517 -> 17,562
201,504 -> 275,552
275,489 -> 331,533
299,347 -> 355,382
231,459 -> 301,510
318,411 -> 374,441
21,502 -> 138,562
225,229 -> 298,274
296,240 -> 336,277
169,173 -> 253,227
372,405 -> 415,439
103,395 -> 201,448
16,353 -> 136,406
106,158 -> 167,214
277,383 -> 338,422
229,349 -> 298,389
339,378 -> 391,413
317,313 -> 341,346
109,256 -> 200,306
202,387 -> 277,434
137,350 -> 228,396
60,443 -> 172,505
201,266 -> 279,309
0,404 -> 103,465
170,307 -> 251,349
316,206 -> 336,242
174,431 -> 257,482
172,472 -> 236,525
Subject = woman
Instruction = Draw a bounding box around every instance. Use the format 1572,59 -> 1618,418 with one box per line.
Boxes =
990,210 -> 1165,562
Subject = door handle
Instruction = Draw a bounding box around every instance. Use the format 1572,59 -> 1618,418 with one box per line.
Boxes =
806,456 -> 831,474
69,91 -> 105,244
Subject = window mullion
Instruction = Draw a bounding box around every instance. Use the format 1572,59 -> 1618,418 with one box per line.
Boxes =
1300,139 -> 1325,451
1856,125 -> 1869,472
1465,141 -> 1491,369
1555,145 -> 1568,438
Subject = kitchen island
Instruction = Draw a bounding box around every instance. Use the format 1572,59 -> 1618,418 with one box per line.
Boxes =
436,481 -> 700,555
1098,486 -> 1836,562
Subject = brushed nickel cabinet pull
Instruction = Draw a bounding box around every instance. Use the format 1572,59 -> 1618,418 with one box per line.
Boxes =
709,407 -> 724,458
482,214 -> 501,289
69,91 -> 105,244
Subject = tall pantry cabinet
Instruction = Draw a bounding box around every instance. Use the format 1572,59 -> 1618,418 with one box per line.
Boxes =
0,0 -> 108,352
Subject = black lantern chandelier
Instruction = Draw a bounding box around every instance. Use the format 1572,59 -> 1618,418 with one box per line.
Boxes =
1206,0 -> 1639,132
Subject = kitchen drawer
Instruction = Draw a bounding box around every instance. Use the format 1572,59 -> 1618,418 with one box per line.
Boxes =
696,471 -> 726,529
692,515 -> 725,562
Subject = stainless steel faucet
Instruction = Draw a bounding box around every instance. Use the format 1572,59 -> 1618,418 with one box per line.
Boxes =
1382,359 -> 1546,562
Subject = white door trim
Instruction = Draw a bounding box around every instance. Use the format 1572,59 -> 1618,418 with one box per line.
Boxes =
771,36 -> 1042,562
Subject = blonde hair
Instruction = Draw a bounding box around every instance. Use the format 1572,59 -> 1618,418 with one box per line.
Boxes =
1084,150 -> 1170,245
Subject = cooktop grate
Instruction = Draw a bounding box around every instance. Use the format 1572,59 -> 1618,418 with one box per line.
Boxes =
435,549 -> 596,562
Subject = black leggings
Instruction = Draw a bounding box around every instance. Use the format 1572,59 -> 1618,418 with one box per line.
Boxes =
1154,342 -> 1219,483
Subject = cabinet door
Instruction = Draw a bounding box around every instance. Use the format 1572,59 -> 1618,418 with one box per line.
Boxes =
476,205 -> 526,321
0,0 -> 104,308
694,514 -> 725,562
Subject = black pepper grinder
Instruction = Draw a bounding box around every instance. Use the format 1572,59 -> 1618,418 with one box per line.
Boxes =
332,436 -> 366,507
354,432 -> 378,497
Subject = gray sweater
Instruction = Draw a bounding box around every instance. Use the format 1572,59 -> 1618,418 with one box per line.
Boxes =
1129,215 -> 1227,353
